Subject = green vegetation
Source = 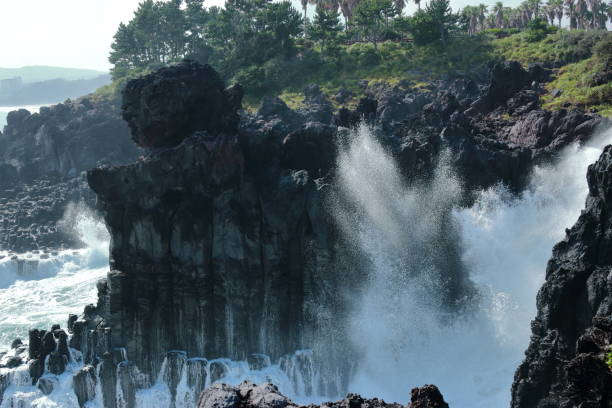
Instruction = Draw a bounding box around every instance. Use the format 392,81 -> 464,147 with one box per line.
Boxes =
542,34 -> 612,116
97,0 -> 610,115
0,66 -> 107,83
494,29 -> 609,65
608,347 -> 612,370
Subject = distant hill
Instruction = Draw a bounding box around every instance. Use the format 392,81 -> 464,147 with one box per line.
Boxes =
0,66 -> 107,83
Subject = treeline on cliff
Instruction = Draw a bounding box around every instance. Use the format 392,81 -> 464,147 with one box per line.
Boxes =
103,0 -> 611,111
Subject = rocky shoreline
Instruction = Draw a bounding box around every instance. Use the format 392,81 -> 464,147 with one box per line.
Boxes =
0,59 -> 610,407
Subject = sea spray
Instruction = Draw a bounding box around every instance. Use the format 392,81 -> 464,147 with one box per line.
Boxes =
339,124 -> 612,407
0,205 -> 109,351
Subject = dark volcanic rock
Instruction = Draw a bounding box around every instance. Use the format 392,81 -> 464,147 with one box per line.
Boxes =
408,385 -> 449,408
0,96 -> 138,252
197,382 -> 438,408
511,146 -> 612,408
73,365 -> 97,407
122,60 -> 242,148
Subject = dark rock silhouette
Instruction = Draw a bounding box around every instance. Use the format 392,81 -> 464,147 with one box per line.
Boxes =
122,60 -> 242,148
511,146 -> 612,408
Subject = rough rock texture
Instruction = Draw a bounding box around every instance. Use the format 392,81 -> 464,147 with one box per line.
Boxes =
511,146 -> 612,408
78,60 -> 609,398
0,97 -> 138,252
122,60 -> 242,148
4,59 -> 607,406
407,385 -> 449,408
197,382 -> 415,408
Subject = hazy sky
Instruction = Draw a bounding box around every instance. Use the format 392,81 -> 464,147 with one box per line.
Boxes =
0,0 -> 521,72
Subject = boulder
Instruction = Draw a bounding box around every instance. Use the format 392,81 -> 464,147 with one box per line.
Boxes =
122,60 -> 242,148
408,385 -> 449,408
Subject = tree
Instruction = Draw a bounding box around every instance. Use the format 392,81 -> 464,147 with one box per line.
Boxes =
565,0 -> 578,28
353,0 -> 395,48
407,0 -> 460,46
493,1 -> 505,27
309,5 -> 343,46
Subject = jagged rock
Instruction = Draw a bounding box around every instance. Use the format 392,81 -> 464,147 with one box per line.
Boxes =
37,377 -> 57,395
187,358 -> 209,399
122,60 -> 242,148
477,61 -> 532,110
73,365 -> 97,407
29,359 -> 44,385
210,361 -> 229,384
163,351 -> 187,401
282,122 -> 336,175
247,354 -> 270,371
99,353 -> 118,408
1,356 -> 22,368
334,88 -> 353,104
47,351 -> 66,375
198,383 -> 241,408
300,84 -> 334,124
511,146 -> 612,407
407,385 -> 449,408
10,339 -> 22,349
0,96 -> 137,252
238,382 -> 293,408
197,382 -> 438,408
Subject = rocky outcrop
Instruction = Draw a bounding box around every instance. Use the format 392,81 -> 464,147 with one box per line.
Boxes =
122,60 -> 242,148
0,97 -> 138,252
511,146 -> 612,408
74,60 -> 609,401
197,382 -> 446,408
4,58 -> 608,406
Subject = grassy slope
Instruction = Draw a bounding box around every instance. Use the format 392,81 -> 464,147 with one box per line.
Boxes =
0,66 -> 107,83
494,30 -> 612,117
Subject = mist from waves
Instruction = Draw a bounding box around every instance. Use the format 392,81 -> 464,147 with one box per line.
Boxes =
334,124 -> 612,407
0,207 -> 109,351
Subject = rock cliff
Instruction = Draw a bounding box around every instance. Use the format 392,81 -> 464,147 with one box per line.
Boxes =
1,59 -> 609,407
0,97 -> 138,252
511,146 -> 612,408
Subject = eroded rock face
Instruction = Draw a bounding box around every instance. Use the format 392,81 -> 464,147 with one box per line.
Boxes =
0,97 -> 138,252
122,60 -> 242,148
511,146 -> 612,408
80,60 -> 608,393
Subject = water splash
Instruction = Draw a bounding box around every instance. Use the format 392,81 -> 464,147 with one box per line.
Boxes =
0,206 -> 109,351
337,124 -> 612,407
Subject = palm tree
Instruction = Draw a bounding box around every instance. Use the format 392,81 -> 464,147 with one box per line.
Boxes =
552,0 -> 564,26
493,1 -> 505,27
565,0 -> 578,28
477,4 -> 488,30
575,0 -> 587,28
462,6 -> 480,34
544,3 -> 556,23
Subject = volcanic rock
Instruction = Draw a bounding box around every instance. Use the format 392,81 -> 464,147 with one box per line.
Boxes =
121,60 -> 242,148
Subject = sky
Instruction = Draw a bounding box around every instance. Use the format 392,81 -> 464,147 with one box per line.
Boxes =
0,0 -> 522,72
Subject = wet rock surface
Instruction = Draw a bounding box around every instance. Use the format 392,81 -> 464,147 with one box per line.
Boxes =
511,146 -> 612,408
80,60 -> 609,399
1,59 -> 610,407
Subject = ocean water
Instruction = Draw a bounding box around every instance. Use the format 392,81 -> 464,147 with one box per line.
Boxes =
1,123 -> 611,407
